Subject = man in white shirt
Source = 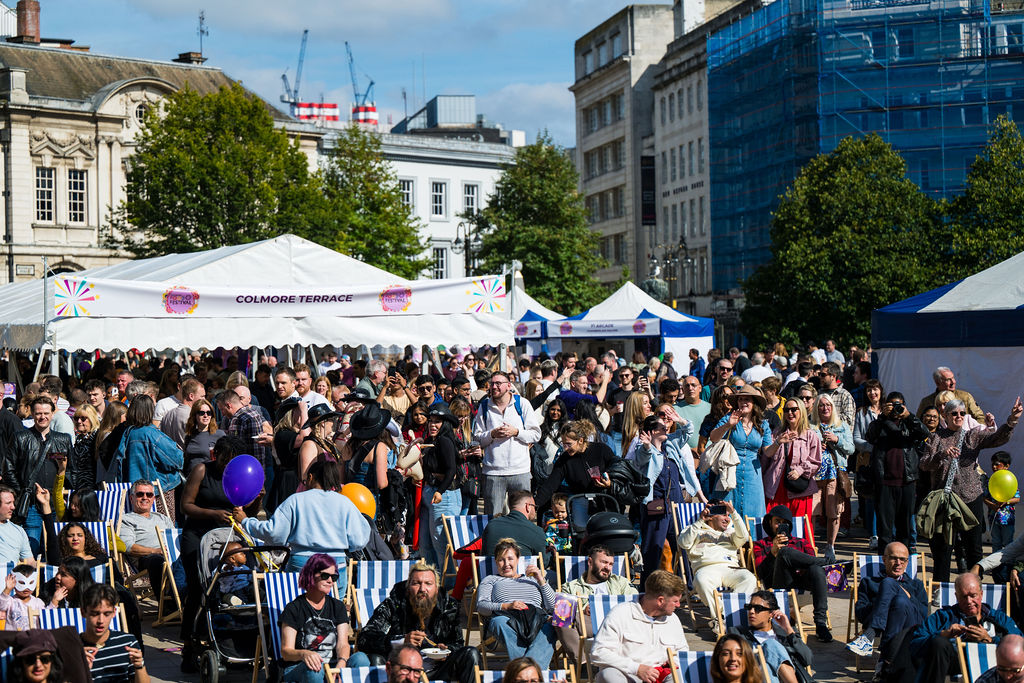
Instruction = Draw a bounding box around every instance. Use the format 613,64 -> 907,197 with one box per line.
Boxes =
293,363 -> 329,408
591,570 -> 688,683
0,486 -> 34,566
741,352 -> 775,384
471,371 -> 542,515
806,341 -> 827,366
824,339 -> 845,367
318,350 -> 341,376
677,500 -> 757,618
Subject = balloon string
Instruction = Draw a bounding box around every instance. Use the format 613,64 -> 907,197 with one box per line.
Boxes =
230,518 -> 280,573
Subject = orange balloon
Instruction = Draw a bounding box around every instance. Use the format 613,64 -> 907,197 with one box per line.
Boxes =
341,482 -> 376,519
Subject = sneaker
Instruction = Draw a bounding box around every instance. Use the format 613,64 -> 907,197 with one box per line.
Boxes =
838,528 -> 849,538
824,545 -> 836,563
868,536 -> 878,550
815,622 -> 834,643
847,634 -> 874,657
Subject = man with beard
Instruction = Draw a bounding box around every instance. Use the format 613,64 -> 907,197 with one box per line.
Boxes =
557,545 -> 638,666
351,562 -> 480,683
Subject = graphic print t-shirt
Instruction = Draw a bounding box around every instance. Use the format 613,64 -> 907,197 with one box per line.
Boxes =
279,594 -> 349,663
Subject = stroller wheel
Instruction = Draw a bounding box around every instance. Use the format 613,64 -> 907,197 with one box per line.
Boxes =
200,650 -> 225,683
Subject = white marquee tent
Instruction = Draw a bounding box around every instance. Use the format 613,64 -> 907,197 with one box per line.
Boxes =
0,234 -> 513,353
872,250 -> 1024,458
547,282 -> 715,361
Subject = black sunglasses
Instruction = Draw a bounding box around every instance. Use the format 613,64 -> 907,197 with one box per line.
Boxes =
317,571 -> 338,582
744,604 -> 772,613
197,410 -> 213,416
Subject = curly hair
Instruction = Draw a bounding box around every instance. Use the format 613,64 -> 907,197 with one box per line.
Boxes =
59,522 -> 108,561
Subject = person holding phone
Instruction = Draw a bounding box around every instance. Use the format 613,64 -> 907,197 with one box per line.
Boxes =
534,420 -> 616,526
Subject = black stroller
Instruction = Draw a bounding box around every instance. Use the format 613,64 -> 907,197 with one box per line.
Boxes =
566,492 -> 639,555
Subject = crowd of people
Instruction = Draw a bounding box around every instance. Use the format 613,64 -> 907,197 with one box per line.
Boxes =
0,342 -> 1022,683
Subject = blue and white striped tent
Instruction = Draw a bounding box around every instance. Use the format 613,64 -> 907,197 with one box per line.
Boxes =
872,250 -> 1024,466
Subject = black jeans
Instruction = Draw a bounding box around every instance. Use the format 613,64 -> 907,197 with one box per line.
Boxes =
766,547 -> 830,626
914,635 -> 959,683
875,482 -> 915,550
928,493 -> 986,584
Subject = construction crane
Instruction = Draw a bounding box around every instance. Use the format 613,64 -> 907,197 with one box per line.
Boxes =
281,29 -> 309,104
345,41 -> 375,106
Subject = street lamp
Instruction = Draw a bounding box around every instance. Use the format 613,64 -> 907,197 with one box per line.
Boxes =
451,220 -> 481,277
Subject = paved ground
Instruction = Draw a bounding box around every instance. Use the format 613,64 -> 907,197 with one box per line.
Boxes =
140,530 -> 887,682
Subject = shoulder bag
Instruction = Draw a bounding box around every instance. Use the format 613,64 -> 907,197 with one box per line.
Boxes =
783,442 -> 811,494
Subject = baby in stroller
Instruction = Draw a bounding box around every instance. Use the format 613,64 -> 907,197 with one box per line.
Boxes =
216,541 -> 256,607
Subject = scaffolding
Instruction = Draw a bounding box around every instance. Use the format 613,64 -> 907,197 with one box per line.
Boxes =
708,0 -> 1024,292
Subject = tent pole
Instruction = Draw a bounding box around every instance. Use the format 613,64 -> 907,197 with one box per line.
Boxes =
33,349 -> 45,382
286,346 -> 293,367
250,346 -> 257,381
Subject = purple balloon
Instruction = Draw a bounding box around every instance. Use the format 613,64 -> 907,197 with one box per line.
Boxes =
222,454 -> 265,507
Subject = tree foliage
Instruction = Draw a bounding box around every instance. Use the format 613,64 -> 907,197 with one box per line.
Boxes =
468,133 -> 607,315
107,83 -> 323,257
741,134 -> 947,349
315,125 -> 430,279
948,115 -> 1024,279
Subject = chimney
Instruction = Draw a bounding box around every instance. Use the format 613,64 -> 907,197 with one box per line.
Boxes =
15,0 -> 40,44
172,51 -> 207,66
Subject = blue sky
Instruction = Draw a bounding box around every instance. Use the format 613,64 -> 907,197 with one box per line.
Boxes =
39,0 -> 635,147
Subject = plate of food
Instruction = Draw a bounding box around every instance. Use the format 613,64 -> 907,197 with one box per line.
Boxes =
420,647 -> 450,661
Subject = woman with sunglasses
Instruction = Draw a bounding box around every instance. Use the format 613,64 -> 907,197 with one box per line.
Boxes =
726,591 -> 811,683
7,631 -> 63,683
182,398 -> 225,473
764,398 -> 820,521
708,386 -> 774,520
279,553 -> 352,680
418,405 -> 463,570
921,395 -> 1022,583
810,394 -> 854,562
68,403 -> 100,491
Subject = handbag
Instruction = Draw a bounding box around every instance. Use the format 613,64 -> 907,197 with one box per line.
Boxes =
646,498 -> 667,515
699,427 -> 739,492
782,443 -> 811,494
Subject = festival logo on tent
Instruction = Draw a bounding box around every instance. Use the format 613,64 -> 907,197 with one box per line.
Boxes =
163,287 -> 200,315
54,278 -> 98,317
380,285 -> 413,313
465,278 -> 506,314
559,322 -> 573,335
515,322 -> 529,337
633,320 -> 647,334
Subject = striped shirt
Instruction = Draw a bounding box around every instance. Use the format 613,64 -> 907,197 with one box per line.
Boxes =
83,630 -> 140,683
476,574 -> 556,616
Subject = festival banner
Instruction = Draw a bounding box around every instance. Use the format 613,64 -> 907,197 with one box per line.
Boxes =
514,320 -> 543,339
51,275 -> 507,319
546,318 -> 661,338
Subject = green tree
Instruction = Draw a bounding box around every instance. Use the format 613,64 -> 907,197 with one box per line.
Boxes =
741,134 -> 947,348
107,83 -> 324,257
467,133 -> 607,314
948,115 -> 1024,279
316,126 -> 430,279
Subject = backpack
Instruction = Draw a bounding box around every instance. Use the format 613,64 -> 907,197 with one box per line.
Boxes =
478,394 -> 525,422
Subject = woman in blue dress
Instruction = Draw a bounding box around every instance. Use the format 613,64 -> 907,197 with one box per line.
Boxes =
709,385 -> 774,521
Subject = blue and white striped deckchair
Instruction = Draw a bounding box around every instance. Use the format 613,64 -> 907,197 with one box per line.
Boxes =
582,594 -> 640,680
933,582 -> 1009,617
957,639 -> 998,683
441,514 -> 489,580
352,588 -> 390,630
553,553 -> 629,590
35,605 -> 123,632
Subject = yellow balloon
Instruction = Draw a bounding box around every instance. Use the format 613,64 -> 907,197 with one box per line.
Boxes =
989,469 -> 1018,504
341,482 -> 377,519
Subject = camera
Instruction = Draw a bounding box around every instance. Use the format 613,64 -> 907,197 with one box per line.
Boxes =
889,400 -> 904,415
776,520 -> 793,537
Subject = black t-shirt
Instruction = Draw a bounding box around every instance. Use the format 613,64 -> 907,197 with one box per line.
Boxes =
608,387 -> 634,433
279,594 -> 349,663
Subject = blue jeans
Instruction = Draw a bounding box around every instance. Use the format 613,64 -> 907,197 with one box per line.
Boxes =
570,497 -> 591,531
347,653 -> 371,668
420,485 -> 462,570
993,522 -> 1016,553
487,615 -> 556,667
24,505 -> 43,558
282,662 -> 329,683
286,554 -> 348,593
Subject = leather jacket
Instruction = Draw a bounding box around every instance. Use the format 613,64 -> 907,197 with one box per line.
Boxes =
2,429 -> 73,506
356,580 -> 465,657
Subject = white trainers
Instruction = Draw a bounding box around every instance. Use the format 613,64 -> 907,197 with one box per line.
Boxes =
868,536 -> 878,550
847,634 -> 874,657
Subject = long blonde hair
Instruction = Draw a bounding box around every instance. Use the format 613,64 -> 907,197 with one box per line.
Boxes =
779,398 -> 809,435
621,392 -> 651,455
811,394 -> 841,427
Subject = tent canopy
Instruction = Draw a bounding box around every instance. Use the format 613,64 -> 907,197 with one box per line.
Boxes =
872,250 -> 1024,349
512,286 -> 562,339
0,234 -> 513,352
547,282 -> 714,360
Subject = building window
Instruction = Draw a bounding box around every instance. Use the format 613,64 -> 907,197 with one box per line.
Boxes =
687,85 -> 694,114
670,148 -> 677,182
597,42 -> 608,66
699,196 -> 705,235
35,167 -> 54,222
589,107 -> 600,133
671,204 -> 678,242
615,93 -> 625,120
660,97 -> 667,126
430,181 -> 447,218
584,51 -> 594,74
616,140 -> 625,168
919,159 -> 931,190
399,179 -> 414,209
685,201 -> 692,237
432,247 -> 448,279
699,256 -> 707,292
463,184 -> 478,214
897,28 -> 915,59
613,234 -> 625,265
615,187 -> 625,217
669,93 -> 675,122
678,88 -> 684,119
690,199 -> 696,235
697,79 -> 704,110
67,169 -> 87,224
688,141 -> 695,176
698,137 -> 705,174
661,152 -> 667,185
663,207 -> 669,242
679,145 -> 685,178
871,29 -> 887,61
611,33 -> 623,57
601,192 -> 611,220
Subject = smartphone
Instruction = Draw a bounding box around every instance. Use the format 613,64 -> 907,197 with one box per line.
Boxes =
708,504 -> 728,516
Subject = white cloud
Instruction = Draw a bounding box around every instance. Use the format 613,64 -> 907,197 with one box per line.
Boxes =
477,82 -> 575,148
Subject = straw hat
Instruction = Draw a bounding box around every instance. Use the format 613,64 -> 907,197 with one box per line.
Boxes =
726,385 -> 767,410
